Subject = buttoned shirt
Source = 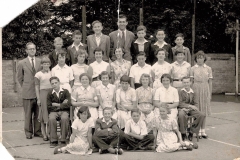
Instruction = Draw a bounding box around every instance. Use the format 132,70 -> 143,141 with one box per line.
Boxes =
171,61 -> 191,80
129,63 -> 152,83
172,45 -> 191,63
89,60 -> 109,78
134,39 -> 148,52
71,64 -> 88,86
152,61 -> 172,81
51,64 -> 74,84
154,41 -> 167,48
136,86 -> 153,104
124,119 -> 148,136
52,88 -> 64,98
96,84 -> 116,107
154,86 -> 179,103
116,87 -> 136,108
71,42 -> 84,51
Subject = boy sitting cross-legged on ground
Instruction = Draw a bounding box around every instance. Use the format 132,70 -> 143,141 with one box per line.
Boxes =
93,107 -> 124,155
123,108 -> 155,150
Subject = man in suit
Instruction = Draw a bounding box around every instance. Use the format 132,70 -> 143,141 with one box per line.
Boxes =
66,30 -> 88,66
109,14 -> 135,62
47,76 -> 71,147
87,20 -> 110,64
17,42 -> 42,139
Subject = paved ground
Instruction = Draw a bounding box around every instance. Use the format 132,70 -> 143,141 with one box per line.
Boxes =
2,95 -> 240,160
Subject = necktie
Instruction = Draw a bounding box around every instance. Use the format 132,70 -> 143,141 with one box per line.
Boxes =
31,58 -> 36,75
121,31 -> 125,48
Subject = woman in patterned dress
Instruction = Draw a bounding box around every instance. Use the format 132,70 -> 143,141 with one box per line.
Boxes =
54,106 -> 94,155
153,104 -> 196,152
136,73 -> 155,133
111,47 -> 131,88
190,51 -> 213,138
151,48 -> 172,92
71,73 -> 99,124
71,49 -> 89,91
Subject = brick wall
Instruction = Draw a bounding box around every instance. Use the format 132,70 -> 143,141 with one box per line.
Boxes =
2,54 -> 240,107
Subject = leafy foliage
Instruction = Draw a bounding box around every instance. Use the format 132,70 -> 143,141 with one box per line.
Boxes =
2,0 -> 240,59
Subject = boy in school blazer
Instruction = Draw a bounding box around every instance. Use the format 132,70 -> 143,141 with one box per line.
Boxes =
66,30 -> 88,66
87,20 -> 110,64
109,14 -> 135,62
17,42 -> 42,139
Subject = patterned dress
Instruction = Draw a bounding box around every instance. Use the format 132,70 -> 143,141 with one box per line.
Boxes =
153,116 -> 181,152
111,59 -> 131,88
65,118 -> 94,155
71,63 -> 88,91
190,64 -> 213,116
136,86 -> 155,133
151,61 -> 172,90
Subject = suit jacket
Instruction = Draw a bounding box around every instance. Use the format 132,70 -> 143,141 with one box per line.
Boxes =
178,89 -> 198,109
109,30 -> 135,61
131,40 -> 151,65
47,88 -> 71,113
151,43 -> 173,64
94,118 -> 119,138
17,57 -> 41,99
87,34 -> 110,62
66,43 -> 87,66
48,48 -> 66,69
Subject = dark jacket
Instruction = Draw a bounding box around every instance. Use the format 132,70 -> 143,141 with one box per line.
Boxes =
151,43 -> 173,64
47,88 -> 71,112
178,89 -> 198,109
131,40 -> 151,65
94,118 -> 119,138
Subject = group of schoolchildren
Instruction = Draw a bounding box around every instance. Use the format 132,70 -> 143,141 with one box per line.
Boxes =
17,14 -> 213,156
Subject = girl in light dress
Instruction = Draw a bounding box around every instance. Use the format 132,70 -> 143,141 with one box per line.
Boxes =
34,56 -> 52,141
190,51 -> 213,139
151,48 -> 172,92
110,47 -> 131,89
153,104 -> 198,152
71,49 -> 89,91
54,106 -> 94,155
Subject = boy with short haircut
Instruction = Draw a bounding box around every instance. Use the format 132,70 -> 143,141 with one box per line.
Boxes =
123,108 -> 154,150
129,52 -> 152,89
51,50 -> 74,93
66,30 -> 88,66
131,25 -> 151,65
47,76 -> 71,147
116,75 -> 137,130
93,107 -> 123,155
87,20 -> 110,64
109,14 -> 135,62
49,37 -> 67,70
172,33 -> 191,64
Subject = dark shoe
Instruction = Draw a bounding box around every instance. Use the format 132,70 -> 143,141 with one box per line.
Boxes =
118,148 -> 124,155
26,136 -> 32,139
146,146 -> 156,150
181,134 -> 187,141
202,133 -> 208,139
50,141 -> 58,148
126,146 -> 134,150
186,145 -> 193,151
188,133 -> 193,141
54,146 -> 61,154
34,134 -> 43,137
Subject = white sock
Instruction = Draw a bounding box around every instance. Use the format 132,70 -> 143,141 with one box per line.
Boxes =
201,129 -> 206,134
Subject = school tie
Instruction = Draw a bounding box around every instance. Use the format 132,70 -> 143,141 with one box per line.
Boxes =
31,58 -> 36,75
121,31 -> 125,48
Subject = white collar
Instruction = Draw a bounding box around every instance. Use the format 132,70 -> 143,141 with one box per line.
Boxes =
134,38 -> 148,45
141,86 -> 150,91
71,42 -> 83,48
80,86 -> 91,91
55,64 -> 67,69
173,45 -> 187,50
174,61 -> 187,65
102,83 -> 110,89
102,118 -> 112,124
195,64 -> 207,68
137,63 -> 147,68
131,119 -> 140,125
154,41 -> 167,47
28,56 -> 35,60
118,29 -> 126,33
52,88 -> 64,94
181,88 -> 194,94
95,33 -> 102,38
